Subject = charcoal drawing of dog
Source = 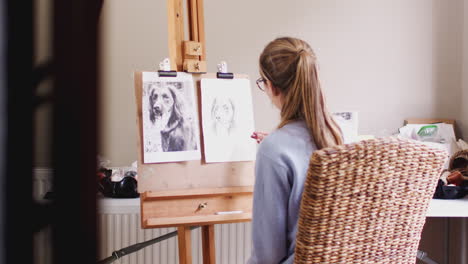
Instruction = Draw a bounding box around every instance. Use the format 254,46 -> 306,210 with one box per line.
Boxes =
149,84 -> 197,152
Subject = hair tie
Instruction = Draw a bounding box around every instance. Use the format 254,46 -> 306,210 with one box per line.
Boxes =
297,49 -> 309,60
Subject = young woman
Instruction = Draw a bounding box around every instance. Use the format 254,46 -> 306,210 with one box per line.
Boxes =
247,37 -> 343,264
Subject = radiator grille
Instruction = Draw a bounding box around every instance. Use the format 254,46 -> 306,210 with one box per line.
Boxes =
98,213 -> 252,264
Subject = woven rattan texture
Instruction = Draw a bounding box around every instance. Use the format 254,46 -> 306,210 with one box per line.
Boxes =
294,137 -> 448,264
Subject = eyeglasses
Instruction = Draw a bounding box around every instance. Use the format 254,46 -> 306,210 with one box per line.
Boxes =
256,77 -> 266,91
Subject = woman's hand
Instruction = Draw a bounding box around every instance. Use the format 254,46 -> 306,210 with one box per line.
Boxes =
251,132 -> 269,144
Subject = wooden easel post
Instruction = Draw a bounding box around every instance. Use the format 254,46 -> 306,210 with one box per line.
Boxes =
167,0 -> 212,263
178,226 -> 193,264
168,0 -> 207,73
177,225 -> 216,264
201,225 -> 215,264
167,0 -> 184,71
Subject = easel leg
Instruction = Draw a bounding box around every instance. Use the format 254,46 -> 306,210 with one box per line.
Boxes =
178,226 -> 192,264
202,225 -> 215,264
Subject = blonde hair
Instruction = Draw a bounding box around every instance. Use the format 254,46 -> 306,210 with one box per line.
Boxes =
259,37 -> 343,149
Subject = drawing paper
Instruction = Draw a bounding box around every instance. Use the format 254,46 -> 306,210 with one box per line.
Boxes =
141,72 -> 201,163
201,78 -> 256,162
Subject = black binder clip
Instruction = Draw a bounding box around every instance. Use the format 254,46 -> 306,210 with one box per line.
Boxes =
158,58 -> 177,77
216,61 -> 234,79
158,70 -> 177,77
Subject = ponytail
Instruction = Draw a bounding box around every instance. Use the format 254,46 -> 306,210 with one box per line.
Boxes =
260,37 -> 343,149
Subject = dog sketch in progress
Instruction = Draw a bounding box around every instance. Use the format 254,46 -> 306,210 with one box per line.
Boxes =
148,83 -> 197,152
211,97 -> 236,136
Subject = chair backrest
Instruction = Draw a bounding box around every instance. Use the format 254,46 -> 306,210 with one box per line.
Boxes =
294,137 -> 448,264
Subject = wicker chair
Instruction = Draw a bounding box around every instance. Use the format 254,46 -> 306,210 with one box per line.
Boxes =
294,137 -> 448,264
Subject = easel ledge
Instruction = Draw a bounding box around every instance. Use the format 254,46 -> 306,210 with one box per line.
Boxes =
140,185 -> 253,264
145,213 -> 252,228
141,186 -> 253,228
142,186 -> 254,200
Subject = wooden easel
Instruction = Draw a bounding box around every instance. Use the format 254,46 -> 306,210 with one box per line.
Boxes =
167,0 -> 207,73
136,1 -> 255,264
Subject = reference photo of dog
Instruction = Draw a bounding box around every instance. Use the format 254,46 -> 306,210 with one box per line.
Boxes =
148,83 -> 198,152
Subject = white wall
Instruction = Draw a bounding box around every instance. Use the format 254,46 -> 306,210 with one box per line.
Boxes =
456,1 -> 468,262
99,0 -> 168,167
432,0 -> 464,125
99,0 -> 464,166
462,0 -> 468,137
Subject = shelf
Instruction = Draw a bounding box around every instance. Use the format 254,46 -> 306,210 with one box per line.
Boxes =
145,213 -> 252,228
97,196 -> 468,217
426,196 -> 468,217
142,186 -> 253,200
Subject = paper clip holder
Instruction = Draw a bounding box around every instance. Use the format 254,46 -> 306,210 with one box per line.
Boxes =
158,70 -> 177,77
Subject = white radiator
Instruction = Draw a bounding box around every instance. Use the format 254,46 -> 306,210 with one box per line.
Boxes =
33,168 -> 253,264
98,212 -> 252,264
